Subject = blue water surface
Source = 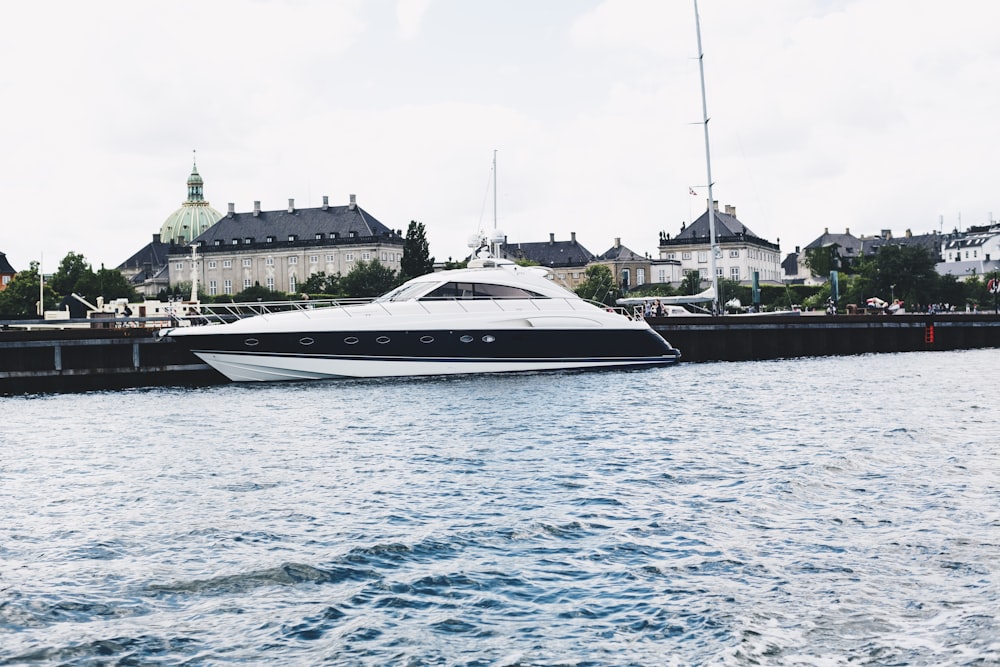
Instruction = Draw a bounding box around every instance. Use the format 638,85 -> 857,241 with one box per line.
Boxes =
2,349 -> 999,665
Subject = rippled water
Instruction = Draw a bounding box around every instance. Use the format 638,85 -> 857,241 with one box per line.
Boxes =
2,349 -> 999,665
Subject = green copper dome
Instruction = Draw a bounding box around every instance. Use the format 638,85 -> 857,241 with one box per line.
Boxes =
160,160 -> 222,245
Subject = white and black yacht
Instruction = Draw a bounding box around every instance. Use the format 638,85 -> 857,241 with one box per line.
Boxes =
161,257 -> 681,382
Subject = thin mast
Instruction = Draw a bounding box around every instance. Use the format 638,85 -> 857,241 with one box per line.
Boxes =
492,149 -> 498,230
694,0 -> 719,314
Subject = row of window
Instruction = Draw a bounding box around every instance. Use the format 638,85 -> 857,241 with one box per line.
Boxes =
213,231 -> 362,247
206,275 -> 296,295
668,249 -> 778,263
176,252 -> 402,271
948,249 -> 986,261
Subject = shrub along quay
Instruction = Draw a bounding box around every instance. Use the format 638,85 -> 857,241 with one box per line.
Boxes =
1,313 -> 998,394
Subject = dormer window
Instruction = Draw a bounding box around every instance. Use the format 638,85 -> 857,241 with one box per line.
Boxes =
244,237 -> 252,245
315,233 -> 323,240
231,238 -> 239,245
213,239 -> 222,246
288,235 -> 296,242
266,236 -> 275,243
332,232 -> 339,239
349,231 -> 357,238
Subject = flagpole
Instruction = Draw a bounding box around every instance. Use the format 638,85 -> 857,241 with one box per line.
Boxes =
694,0 -> 719,315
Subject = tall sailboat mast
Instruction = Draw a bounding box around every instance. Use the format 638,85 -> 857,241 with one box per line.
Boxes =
694,0 -> 719,314
493,149 -> 498,230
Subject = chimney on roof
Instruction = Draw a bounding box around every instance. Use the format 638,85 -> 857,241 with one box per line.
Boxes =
322,195 -> 329,210
614,237 -> 621,248
795,245 -> 800,253
570,231 -> 577,244
824,227 -> 829,234
845,227 -> 850,235
549,233 -> 555,245
712,200 -> 719,211
349,194 -> 357,210
227,203 -> 235,218
881,229 -> 892,239
153,233 -> 161,243
725,205 -> 735,217
253,201 -> 261,217
905,228 -> 912,238
288,198 -> 295,213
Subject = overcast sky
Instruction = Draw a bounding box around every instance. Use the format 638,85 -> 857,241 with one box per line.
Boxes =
3,0 -> 999,273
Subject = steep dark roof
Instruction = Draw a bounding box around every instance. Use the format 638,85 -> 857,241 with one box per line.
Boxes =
862,232 -> 941,259
781,251 -> 801,277
664,206 -> 779,250
0,251 -> 15,274
804,229 -> 863,257
117,235 -> 174,272
193,203 -> 400,250
595,242 -> 645,262
498,238 -> 595,267
677,208 -> 759,240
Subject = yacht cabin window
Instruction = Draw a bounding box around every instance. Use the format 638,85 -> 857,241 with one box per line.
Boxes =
420,282 -> 547,300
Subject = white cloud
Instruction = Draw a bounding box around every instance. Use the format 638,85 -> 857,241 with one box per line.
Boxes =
396,0 -> 432,40
3,0 -> 1000,276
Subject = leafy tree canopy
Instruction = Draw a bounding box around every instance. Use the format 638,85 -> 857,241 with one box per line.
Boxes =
679,270 -> 703,296
0,262 -> 58,319
341,259 -> 399,298
48,252 -> 137,304
574,264 -> 618,305
299,271 -> 341,296
400,220 -> 435,280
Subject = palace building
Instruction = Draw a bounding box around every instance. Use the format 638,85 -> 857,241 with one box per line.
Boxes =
168,194 -> 404,297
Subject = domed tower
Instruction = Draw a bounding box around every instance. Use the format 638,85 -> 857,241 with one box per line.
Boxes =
159,157 -> 223,245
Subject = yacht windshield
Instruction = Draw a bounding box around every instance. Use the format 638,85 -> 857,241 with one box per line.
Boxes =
373,281 -> 433,303
419,282 -> 548,300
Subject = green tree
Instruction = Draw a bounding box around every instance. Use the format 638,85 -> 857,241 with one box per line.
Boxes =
0,262 -> 58,318
234,283 -> 279,302
802,244 -> 847,277
49,251 -> 93,297
47,252 -> 137,304
341,259 -> 399,298
300,271 -> 341,295
93,265 -> 139,302
575,264 -> 617,305
853,245 -> 938,306
400,220 -> 435,280
679,270 -> 702,295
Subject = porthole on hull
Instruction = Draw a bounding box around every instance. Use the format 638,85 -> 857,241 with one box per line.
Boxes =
245,338 -> 260,347
376,336 -> 390,344
420,336 -> 434,344
299,337 -> 315,346
344,336 -> 359,345
482,335 -> 496,343
459,335 -> 474,343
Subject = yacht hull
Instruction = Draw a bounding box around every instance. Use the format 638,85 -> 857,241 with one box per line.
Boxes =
175,327 -> 680,381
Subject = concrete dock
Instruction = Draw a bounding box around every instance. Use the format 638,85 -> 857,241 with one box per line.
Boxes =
1,313 -> 997,393
651,312 -> 1000,362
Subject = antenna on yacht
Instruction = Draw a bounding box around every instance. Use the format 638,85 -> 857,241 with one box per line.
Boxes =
694,0 -> 719,315
469,151 -> 505,262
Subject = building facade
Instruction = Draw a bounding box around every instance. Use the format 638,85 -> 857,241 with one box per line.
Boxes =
0,251 -> 16,291
497,233 -> 595,290
936,224 -> 1000,280
592,238 -> 655,291
169,195 -> 404,296
658,202 -> 782,285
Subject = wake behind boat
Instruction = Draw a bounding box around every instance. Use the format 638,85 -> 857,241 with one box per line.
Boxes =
160,256 -> 681,382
